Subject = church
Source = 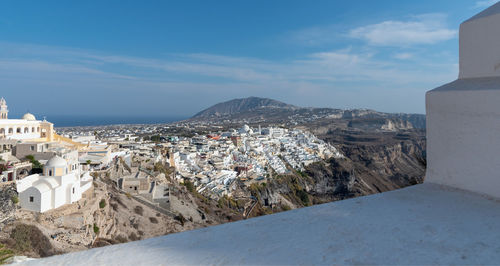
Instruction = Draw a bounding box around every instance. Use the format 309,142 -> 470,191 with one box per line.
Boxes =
0,97 -> 54,141
16,155 -> 93,213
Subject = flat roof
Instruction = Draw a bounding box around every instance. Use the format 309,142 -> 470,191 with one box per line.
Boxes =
23,183 -> 500,265
430,77 -> 500,92
0,119 -> 42,125
465,2 -> 500,22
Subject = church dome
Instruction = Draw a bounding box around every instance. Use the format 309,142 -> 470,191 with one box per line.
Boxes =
45,156 -> 67,168
22,113 -> 36,121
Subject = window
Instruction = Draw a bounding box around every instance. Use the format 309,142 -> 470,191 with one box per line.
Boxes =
72,188 -> 75,194
30,146 -> 35,151
49,170 -> 52,176
29,196 -> 34,202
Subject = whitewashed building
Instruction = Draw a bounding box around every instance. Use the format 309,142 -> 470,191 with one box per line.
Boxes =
0,98 -> 55,141
16,155 -> 93,213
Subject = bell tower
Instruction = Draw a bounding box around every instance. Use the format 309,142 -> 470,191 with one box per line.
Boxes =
0,98 -> 8,120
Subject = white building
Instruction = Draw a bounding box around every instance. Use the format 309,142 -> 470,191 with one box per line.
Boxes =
16,155 -> 93,213
0,97 -> 54,141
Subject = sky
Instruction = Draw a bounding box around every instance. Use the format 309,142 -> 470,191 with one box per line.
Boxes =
0,0 -> 497,118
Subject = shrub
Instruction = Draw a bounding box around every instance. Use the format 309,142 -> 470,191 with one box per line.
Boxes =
99,199 -> 106,209
134,206 -> 144,216
0,248 -> 14,264
11,195 -> 18,204
174,214 -> 186,226
114,235 -> 128,243
10,224 -> 54,257
0,250 -> 13,257
128,232 -> 139,241
296,190 -> 310,206
296,170 -> 307,178
25,155 -> 43,170
183,180 -> 195,193
93,224 -> 99,234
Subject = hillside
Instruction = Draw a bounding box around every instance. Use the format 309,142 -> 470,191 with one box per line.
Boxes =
192,97 -> 297,118
188,97 -> 426,130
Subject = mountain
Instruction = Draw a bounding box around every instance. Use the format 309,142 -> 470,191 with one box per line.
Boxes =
188,97 -> 426,130
192,97 -> 297,118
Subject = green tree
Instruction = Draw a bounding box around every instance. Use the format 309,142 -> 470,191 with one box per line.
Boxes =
183,180 -> 195,193
25,155 -> 43,173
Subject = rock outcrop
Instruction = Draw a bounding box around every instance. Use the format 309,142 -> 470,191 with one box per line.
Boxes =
0,184 -> 18,230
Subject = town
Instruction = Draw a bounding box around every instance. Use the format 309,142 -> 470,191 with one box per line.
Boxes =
56,120 -> 344,201
0,97 -> 343,216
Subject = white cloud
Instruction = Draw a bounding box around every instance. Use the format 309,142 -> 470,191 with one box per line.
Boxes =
349,13 -> 457,46
0,42 -> 458,114
287,25 -> 342,46
474,0 -> 498,8
393,53 -> 413,60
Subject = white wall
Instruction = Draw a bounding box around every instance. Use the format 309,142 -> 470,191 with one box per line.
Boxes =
426,84 -> 500,198
7,133 -> 41,140
16,174 -> 39,192
459,12 -> 500,78
40,191 -> 52,213
19,187 -> 42,213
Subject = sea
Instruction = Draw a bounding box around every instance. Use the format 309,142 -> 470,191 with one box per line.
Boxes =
46,115 -> 188,127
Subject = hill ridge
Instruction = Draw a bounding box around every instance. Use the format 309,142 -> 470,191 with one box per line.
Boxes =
192,96 -> 297,118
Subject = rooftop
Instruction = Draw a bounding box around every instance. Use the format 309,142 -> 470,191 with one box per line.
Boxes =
466,1 -> 500,22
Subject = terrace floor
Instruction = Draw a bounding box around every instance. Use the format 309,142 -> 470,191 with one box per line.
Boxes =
22,182 -> 500,265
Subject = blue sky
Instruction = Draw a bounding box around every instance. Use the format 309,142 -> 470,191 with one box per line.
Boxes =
0,0 -> 497,118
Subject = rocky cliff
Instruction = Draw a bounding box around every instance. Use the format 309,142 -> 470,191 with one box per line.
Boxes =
0,184 -> 18,230
241,130 -> 426,215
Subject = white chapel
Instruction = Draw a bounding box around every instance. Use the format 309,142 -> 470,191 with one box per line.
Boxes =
16,155 -> 93,213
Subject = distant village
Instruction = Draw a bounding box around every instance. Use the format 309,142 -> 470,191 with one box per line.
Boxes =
0,97 -> 342,215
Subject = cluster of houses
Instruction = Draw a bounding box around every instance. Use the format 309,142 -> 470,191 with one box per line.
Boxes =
169,125 -> 344,198
61,123 -> 343,201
